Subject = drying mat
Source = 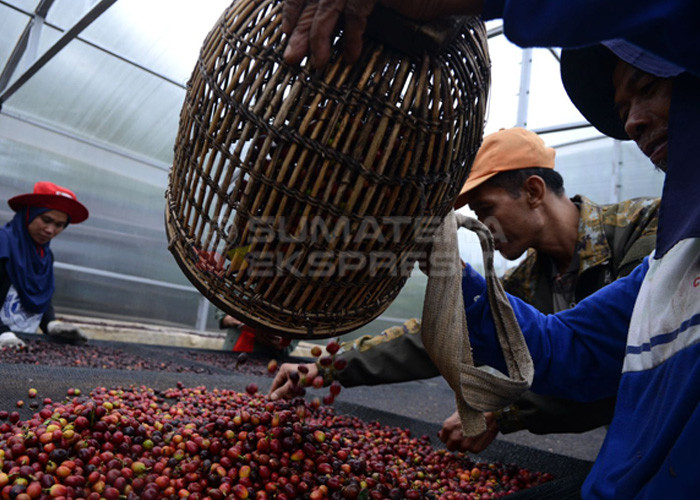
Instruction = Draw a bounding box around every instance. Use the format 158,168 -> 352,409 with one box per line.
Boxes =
0,360 -> 589,499
7,332 -> 305,376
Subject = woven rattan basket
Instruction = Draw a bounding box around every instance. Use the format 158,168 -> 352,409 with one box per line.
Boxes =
166,0 -> 490,339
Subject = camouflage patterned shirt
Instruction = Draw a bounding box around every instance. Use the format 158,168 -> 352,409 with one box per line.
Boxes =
501,195 -> 660,313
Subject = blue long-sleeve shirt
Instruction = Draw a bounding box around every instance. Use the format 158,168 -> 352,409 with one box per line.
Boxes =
462,262 -> 643,401
462,243 -> 700,498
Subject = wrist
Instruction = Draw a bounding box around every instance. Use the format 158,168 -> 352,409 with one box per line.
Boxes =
315,359 -> 335,386
493,404 -> 524,434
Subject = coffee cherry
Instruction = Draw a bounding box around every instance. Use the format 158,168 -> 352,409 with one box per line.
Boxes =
0,384 -> 553,499
329,380 -> 342,397
325,341 -> 341,355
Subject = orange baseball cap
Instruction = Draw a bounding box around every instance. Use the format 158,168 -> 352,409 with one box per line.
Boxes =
454,128 -> 555,209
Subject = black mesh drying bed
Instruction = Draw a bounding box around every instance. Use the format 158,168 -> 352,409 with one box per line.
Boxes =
0,335 -> 591,499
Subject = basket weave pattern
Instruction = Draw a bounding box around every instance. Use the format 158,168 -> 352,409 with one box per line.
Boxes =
166,0 -> 490,338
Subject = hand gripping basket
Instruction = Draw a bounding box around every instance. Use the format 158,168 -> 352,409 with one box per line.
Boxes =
166,0 -> 490,339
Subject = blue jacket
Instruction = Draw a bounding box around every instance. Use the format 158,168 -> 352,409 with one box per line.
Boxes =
462,248 -> 700,498
468,1 -> 700,497
483,0 -> 700,78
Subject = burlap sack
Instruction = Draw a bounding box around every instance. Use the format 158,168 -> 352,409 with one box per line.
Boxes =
421,211 -> 534,435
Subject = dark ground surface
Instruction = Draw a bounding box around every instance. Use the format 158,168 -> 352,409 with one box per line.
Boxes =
0,335 -> 601,499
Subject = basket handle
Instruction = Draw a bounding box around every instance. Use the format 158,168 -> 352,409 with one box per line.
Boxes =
364,4 -> 471,56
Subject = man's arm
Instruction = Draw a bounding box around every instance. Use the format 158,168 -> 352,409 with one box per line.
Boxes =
463,259 -> 648,401
268,319 -> 438,400
335,321 -> 440,387
492,0 -> 698,77
282,0 -> 698,78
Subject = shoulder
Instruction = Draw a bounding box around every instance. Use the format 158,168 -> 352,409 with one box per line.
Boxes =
599,197 -> 661,228
0,227 -> 10,253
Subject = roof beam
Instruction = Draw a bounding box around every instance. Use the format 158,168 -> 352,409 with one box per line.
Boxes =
487,24 -> 504,38
0,0 -> 55,93
0,0 -> 118,107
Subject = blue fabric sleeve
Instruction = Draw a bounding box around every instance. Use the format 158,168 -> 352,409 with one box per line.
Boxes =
462,259 -> 649,402
482,0 -> 699,77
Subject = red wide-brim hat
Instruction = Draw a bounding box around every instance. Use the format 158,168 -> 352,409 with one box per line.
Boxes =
8,181 -> 89,224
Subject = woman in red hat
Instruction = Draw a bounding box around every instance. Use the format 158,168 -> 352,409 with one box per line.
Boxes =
0,182 -> 89,348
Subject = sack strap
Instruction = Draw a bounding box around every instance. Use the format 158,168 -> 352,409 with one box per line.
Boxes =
421,211 -> 534,436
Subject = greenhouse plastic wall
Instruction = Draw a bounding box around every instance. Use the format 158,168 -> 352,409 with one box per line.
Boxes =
0,134 -> 212,328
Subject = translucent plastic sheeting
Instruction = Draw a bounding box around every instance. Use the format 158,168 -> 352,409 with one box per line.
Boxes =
526,48 -> 587,132
0,136 -> 214,328
2,0 -> 231,164
5,37 -> 186,164
44,0 -> 232,85
0,6 -> 28,67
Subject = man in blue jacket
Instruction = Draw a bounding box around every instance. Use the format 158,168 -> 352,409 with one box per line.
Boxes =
280,1 -> 700,497
463,39 -> 699,497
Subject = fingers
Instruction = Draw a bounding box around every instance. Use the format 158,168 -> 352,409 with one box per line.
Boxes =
340,0 -> 377,63
268,363 -> 299,399
462,427 -> 498,453
438,411 -> 468,451
283,2 -> 319,65
0,332 -> 25,348
269,379 -> 294,401
282,0 -> 307,34
438,411 -> 500,453
268,373 -> 287,400
308,0 -> 345,68
283,0 -> 377,68
281,0 -> 484,68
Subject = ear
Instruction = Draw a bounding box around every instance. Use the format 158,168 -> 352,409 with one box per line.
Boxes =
523,175 -> 546,208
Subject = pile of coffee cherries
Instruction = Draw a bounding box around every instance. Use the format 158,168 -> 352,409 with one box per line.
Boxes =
0,385 -> 552,499
0,340 -> 272,376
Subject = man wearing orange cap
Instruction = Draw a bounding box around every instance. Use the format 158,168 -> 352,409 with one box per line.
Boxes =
456,127 -> 659,314
439,127 -> 660,450
0,182 -> 90,348
270,127 -> 659,451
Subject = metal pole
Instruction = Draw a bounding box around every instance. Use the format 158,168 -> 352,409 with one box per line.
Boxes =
516,48 -> 533,128
609,140 -> 623,203
533,121 -> 592,135
0,0 -> 55,93
195,297 -> 210,331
